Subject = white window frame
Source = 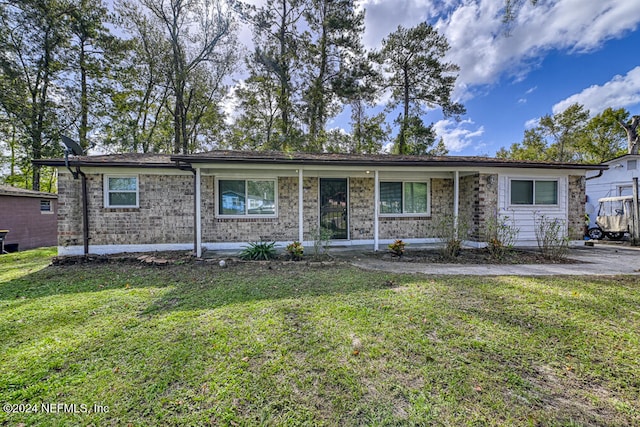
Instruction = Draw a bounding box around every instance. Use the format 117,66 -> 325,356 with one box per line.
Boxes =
378,180 -> 431,217
508,178 -> 559,207
215,177 -> 278,218
104,175 -> 139,208
618,185 -> 633,197
40,199 -> 54,214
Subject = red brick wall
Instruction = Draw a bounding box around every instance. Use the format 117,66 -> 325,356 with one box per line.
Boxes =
0,195 -> 58,250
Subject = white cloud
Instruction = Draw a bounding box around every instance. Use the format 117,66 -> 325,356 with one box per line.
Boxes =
432,118 -> 484,153
431,0 -> 640,89
552,66 -> 640,115
524,118 -> 539,129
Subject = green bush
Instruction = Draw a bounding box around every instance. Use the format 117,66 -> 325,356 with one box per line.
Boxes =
388,239 -> 406,257
534,213 -> 569,260
286,241 -> 304,261
485,213 -> 519,260
431,214 -> 471,259
239,241 -> 277,260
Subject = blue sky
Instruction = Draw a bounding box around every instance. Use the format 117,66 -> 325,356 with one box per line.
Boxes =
344,0 -> 640,156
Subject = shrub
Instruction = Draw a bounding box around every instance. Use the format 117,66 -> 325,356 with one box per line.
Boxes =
310,227 -> 332,258
431,214 -> 471,259
485,213 -> 519,260
286,241 -> 304,261
534,213 -> 569,260
239,241 -> 277,260
388,239 -> 406,257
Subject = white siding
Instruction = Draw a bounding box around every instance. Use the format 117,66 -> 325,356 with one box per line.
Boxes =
498,174 -> 568,246
586,155 -> 640,228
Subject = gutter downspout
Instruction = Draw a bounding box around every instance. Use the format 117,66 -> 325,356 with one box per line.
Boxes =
585,169 -> 604,181
195,167 -> 202,258
64,153 -> 89,255
80,171 -> 89,255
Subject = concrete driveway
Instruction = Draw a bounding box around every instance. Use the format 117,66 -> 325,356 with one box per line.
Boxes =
351,244 -> 640,276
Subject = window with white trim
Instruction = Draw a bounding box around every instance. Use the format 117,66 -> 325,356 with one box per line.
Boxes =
40,200 -> 52,213
105,176 -> 139,208
218,179 -> 276,217
510,179 -> 558,205
379,181 -> 429,215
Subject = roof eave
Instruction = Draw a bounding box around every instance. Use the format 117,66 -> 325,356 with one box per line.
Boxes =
171,155 -> 607,170
32,159 -> 177,169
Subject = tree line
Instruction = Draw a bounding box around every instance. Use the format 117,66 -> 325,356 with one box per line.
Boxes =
496,103 -> 640,164
0,0 -> 464,191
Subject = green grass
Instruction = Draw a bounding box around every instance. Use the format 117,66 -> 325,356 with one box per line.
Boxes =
1,249 -> 639,426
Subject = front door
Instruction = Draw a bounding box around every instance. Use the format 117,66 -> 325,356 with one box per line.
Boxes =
319,178 -> 348,240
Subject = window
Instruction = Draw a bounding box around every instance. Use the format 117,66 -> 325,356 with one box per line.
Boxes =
105,176 -> 139,208
510,179 -> 557,205
380,181 -> 429,215
40,200 -> 52,213
628,160 -> 637,170
218,179 -> 276,216
618,185 -> 633,197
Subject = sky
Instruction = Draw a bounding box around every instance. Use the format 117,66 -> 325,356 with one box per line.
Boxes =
335,0 -> 640,156
105,0 -> 640,157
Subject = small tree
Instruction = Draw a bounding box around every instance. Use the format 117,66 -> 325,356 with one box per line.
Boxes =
431,214 -> 471,259
485,213 -> 519,260
534,213 -> 569,260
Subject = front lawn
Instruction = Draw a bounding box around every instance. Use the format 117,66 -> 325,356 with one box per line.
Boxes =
1,249 -> 638,426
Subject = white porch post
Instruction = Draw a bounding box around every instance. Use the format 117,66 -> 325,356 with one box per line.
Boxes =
195,167 -> 202,258
374,170 -> 380,251
298,168 -> 304,243
453,170 -> 460,239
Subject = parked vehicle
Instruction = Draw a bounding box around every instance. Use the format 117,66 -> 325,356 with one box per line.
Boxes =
587,196 -> 635,240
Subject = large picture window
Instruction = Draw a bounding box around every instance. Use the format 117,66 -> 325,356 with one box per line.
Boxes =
510,179 -> 558,205
105,176 -> 139,208
380,181 -> 429,215
218,179 -> 276,216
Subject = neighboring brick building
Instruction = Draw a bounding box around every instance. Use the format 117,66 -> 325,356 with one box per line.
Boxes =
34,151 -> 603,256
0,185 -> 58,251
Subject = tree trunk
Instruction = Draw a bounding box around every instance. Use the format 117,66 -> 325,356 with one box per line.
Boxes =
619,116 -> 640,155
278,0 -> 289,150
399,65 -> 410,154
79,37 -> 89,150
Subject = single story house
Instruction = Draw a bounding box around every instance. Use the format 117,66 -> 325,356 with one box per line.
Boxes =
0,184 -> 58,251
34,150 -> 604,256
585,154 -> 640,228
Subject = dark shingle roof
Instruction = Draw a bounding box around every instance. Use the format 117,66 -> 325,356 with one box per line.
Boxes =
33,150 -> 606,170
0,184 -> 57,198
173,150 -> 606,170
33,153 -> 175,168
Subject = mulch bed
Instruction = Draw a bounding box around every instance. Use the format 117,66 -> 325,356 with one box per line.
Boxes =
369,248 -> 580,264
51,248 -> 579,266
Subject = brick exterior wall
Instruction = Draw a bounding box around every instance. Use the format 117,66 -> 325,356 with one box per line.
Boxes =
58,172 -> 194,247
1,195 -> 58,250
56,170 -> 587,249
349,177 -> 374,240
568,175 -> 586,239
458,174 -> 499,241
378,178 -> 454,239
202,176 -> 299,242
